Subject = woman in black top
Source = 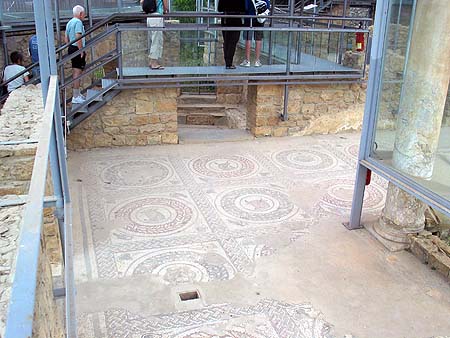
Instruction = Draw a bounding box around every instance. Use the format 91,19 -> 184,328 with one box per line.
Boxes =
218,0 -> 246,69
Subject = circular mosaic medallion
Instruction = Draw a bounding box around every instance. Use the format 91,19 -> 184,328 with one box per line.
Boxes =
217,187 -> 296,222
114,197 -> 194,235
128,250 -> 233,284
274,149 -> 337,172
102,160 -> 171,187
320,179 -> 385,212
345,144 -> 360,159
190,155 -> 257,179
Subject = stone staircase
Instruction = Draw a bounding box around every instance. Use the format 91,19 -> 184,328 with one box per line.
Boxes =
177,94 -> 228,126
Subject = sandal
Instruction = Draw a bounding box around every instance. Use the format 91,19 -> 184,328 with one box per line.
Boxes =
150,64 -> 165,70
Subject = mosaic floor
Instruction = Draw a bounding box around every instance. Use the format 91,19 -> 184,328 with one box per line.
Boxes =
70,133 -> 450,338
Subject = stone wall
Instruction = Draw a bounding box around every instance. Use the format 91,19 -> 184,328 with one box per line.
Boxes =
247,83 -> 366,137
0,86 -> 64,336
0,203 -> 65,338
67,88 -> 178,150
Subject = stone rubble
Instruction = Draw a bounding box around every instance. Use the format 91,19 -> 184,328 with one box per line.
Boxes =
0,84 -> 44,142
0,202 -> 23,338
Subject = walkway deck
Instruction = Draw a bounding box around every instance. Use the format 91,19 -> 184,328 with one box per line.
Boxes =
121,53 -> 360,77
70,132 -> 450,338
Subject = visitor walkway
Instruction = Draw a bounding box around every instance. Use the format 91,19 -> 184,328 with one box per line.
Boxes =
70,132 -> 450,338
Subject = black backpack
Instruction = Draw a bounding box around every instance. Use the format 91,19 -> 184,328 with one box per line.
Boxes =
142,0 -> 157,13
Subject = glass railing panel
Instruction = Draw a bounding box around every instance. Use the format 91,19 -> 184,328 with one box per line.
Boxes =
370,0 -> 450,202
119,23 -> 368,74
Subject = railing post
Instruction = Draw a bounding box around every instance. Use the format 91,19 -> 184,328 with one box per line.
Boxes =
282,0 -> 295,121
117,30 -> 123,79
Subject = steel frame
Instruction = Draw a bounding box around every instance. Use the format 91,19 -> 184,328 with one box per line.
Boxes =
348,0 -> 449,230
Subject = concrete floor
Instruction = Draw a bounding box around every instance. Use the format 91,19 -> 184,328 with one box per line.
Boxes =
69,132 -> 450,338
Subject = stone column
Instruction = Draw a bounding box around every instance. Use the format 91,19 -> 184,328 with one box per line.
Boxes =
373,0 -> 450,251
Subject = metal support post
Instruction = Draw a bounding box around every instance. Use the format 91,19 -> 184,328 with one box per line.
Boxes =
1,28 -> 8,66
348,0 -> 390,230
337,0 -> 348,64
282,0 -> 295,121
117,30 -> 123,79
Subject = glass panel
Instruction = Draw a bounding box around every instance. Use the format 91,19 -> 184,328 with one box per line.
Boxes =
371,0 -> 450,201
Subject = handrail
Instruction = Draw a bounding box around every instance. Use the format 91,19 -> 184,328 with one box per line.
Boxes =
4,75 -> 60,338
55,11 -> 372,54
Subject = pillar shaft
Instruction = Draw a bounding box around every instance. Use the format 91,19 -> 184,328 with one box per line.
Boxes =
392,0 -> 450,178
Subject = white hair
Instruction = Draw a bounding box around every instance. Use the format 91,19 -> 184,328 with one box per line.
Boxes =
73,5 -> 85,16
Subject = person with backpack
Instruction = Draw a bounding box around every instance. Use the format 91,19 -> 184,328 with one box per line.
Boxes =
3,51 -> 30,93
141,0 -> 169,69
28,35 -> 40,79
240,0 -> 271,67
218,0 -> 246,69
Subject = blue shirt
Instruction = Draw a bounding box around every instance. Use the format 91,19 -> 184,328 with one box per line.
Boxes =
29,35 -> 39,63
66,17 -> 85,47
156,0 -> 163,14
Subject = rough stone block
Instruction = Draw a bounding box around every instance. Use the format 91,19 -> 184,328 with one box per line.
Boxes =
94,134 -> 113,147
155,100 -> 177,113
273,127 -> 288,137
147,134 -> 162,145
148,114 -> 161,124
136,99 -> 154,113
104,127 -> 120,135
130,115 -> 150,126
102,115 -> 130,127
301,104 -> 315,115
120,126 -> 139,135
162,133 -> 178,144
252,126 -> 272,137
112,135 -> 127,146
160,113 -> 177,123
139,124 -> 164,134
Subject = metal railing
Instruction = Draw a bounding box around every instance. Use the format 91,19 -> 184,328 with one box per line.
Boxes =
3,75 -> 74,338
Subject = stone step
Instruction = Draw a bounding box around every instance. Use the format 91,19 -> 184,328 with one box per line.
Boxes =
178,104 -> 226,113
177,94 -> 217,105
178,113 -> 228,126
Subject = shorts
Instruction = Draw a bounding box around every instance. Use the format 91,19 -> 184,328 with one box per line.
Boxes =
243,19 -> 264,41
68,45 -> 86,70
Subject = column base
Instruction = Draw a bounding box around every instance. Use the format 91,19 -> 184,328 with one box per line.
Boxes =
366,217 -> 411,252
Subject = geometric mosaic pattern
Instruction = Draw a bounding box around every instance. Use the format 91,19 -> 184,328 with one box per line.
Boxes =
80,299 -> 332,338
73,133 -> 387,337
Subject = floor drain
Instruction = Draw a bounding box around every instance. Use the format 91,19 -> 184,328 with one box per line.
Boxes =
179,290 -> 200,301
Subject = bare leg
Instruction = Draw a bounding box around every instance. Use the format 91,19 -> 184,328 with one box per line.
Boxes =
73,68 -> 83,98
255,40 -> 262,60
245,40 -> 251,60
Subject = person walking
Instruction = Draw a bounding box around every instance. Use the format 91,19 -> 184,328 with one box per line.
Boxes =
218,0 -> 245,69
141,0 -> 169,70
240,0 -> 271,67
65,5 -> 87,104
3,51 -> 29,93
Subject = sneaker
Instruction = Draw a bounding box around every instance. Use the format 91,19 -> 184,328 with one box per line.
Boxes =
72,95 -> 86,104
254,60 -> 262,67
240,59 -> 251,67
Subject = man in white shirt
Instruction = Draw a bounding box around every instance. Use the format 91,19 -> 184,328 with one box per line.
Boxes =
3,51 -> 30,93
65,5 -> 87,104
